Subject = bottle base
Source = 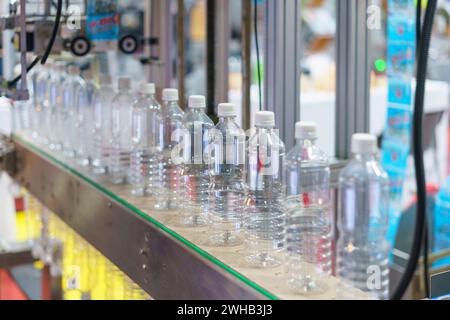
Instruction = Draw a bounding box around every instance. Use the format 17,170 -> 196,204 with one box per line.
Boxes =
287,277 -> 328,295
245,252 -> 283,269
207,231 -> 243,247
178,214 -> 209,228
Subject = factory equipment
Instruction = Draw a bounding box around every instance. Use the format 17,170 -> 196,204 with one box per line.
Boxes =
0,0 -> 449,301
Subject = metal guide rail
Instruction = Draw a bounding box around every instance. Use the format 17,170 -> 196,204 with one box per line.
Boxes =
7,133 -> 367,300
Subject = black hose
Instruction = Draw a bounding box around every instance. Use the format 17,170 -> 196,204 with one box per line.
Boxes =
390,0 -> 437,300
415,0 -> 430,299
41,0 -> 63,64
416,0 -> 422,50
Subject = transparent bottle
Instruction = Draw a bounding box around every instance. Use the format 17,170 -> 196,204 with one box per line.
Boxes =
82,73 -> 99,163
109,77 -> 134,185
284,122 -> 331,294
73,71 -> 91,166
90,75 -> 115,176
48,62 -> 67,151
33,63 -> 52,143
244,111 -> 286,268
337,134 -> 390,300
208,103 -> 246,246
157,88 -> 185,210
61,65 -> 86,158
180,95 -> 214,227
130,83 -> 162,197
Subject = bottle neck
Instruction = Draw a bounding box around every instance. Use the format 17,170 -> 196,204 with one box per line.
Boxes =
255,125 -> 275,132
141,93 -> 154,99
353,152 -> 377,162
295,137 -> 317,147
219,116 -> 237,123
189,108 -> 206,115
164,100 -> 179,109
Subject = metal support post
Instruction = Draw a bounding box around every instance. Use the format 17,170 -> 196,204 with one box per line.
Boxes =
335,0 -> 371,159
264,0 -> 302,150
241,0 -> 252,130
214,0 -> 230,106
148,0 -> 173,94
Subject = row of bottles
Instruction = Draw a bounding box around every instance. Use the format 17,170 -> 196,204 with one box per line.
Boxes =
17,62 -> 390,300
16,192 -> 150,300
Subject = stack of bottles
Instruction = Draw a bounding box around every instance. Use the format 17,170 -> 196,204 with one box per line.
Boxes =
15,62 -> 392,300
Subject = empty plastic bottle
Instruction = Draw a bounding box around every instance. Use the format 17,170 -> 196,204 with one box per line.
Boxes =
157,88 -> 185,210
83,73 -> 99,161
337,134 -> 390,300
109,77 -> 135,185
90,75 -> 115,176
74,73 -> 92,166
48,62 -> 67,151
284,122 -> 331,294
33,63 -> 52,143
244,111 -> 286,268
180,95 -> 214,227
434,176 -> 450,267
130,83 -> 162,197
61,65 -> 87,159
208,103 -> 246,246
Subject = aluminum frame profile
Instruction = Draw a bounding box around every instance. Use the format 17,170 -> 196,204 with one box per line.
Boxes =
148,0 -> 173,92
214,0 -> 230,106
11,137 -> 269,300
335,0 -> 371,159
264,0 -> 302,150
241,0 -> 252,130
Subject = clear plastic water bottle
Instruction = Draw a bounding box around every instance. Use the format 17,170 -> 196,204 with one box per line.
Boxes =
130,83 -> 162,197
91,75 -> 115,176
337,134 -> 390,300
61,65 -> 86,158
434,176 -> 450,267
180,95 -> 214,227
73,72 -> 91,166
157,88 -> 185,210
109,77 -> 134,185
82,73 -> 99,162
284,121 -> 331,294
208,103 -> 246,246
48,62 -> 67,151
33,63 -> 52,143
244,111 -> 286,268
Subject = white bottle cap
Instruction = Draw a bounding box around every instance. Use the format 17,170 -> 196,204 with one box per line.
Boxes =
188,95 -> 206,109
118,77 -> 131,91
352,133 -> 378,154
218,103 -> 237,117
67,65 -> 80,75
295,121 -> 317,139
255,111 -> 275,128
100,74 -> 112,86
162,88 -> 179,101
139,82 -> 155,95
